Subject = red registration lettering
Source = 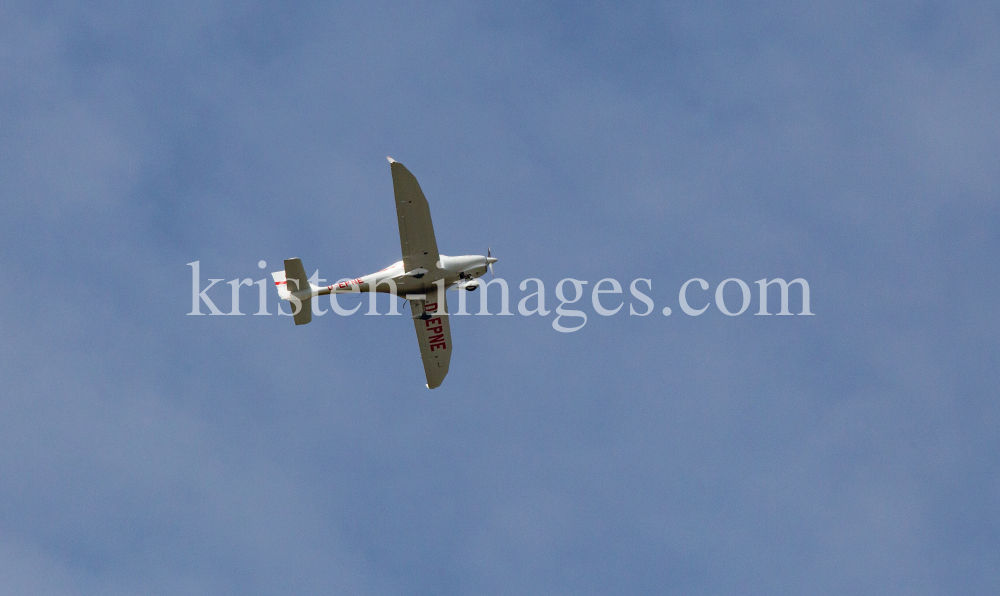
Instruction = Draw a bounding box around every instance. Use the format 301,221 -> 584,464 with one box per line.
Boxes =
429,342 -> 447,351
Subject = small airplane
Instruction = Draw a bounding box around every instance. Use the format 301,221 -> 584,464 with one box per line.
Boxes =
271,157 -> 497,389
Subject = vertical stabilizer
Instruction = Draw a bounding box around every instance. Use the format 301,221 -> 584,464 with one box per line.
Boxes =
270,270 -> 291,300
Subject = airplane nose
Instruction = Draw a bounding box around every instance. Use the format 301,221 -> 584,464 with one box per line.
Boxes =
487,257 -> 498,264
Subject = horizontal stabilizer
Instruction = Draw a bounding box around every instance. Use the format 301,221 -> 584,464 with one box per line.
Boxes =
291,295 -> 312,325
284,258 -> 312,326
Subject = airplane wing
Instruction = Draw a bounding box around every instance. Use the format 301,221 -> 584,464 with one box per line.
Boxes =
409,296 -> 451,389
389,158 -> 440,273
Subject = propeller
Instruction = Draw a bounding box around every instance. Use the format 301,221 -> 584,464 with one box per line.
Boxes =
487,247 -> 496,278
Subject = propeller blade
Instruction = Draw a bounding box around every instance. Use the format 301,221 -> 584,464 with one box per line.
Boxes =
488,247 -> 495,278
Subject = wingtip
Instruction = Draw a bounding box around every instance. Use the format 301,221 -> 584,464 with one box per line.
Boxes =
386,156 -> 396,164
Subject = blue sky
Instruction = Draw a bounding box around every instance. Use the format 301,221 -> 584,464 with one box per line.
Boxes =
1,1 -> 998,594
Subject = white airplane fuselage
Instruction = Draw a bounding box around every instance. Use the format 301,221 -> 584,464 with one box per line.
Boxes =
287,254 -> 496,301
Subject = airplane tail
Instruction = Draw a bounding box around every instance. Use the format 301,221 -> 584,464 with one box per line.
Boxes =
271,270 -> 292,299
271,258 -> 312,325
